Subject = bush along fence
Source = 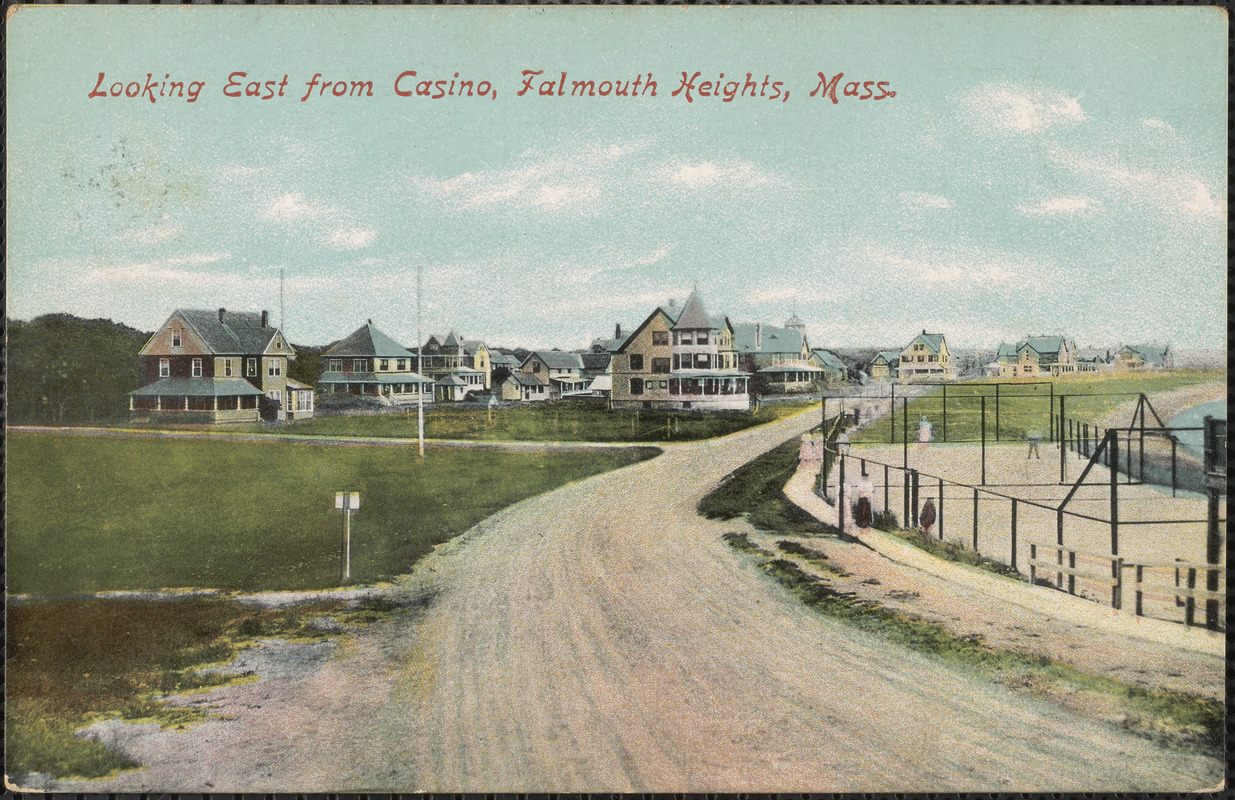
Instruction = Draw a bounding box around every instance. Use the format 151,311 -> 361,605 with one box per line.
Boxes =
823,404 -> 1227,631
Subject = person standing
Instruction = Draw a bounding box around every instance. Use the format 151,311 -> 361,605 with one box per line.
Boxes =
1027,431 -> 1042,459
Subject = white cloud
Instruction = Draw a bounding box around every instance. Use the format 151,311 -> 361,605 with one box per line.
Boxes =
1046,147 -> 1226,220
132,223 -> 184,245
899,191 -> 952,209
1142,118 -> 1172,131
662,160 -> 776,188
326,229 -> 377,251
857,244 -> 1018,285
746,285 -> 838,305
959,83 -> 1087,133
1018,196 -> 1097,216
264,192 -> 328,220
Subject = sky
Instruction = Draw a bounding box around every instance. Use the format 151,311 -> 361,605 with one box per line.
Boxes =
6,6 -> 1228,352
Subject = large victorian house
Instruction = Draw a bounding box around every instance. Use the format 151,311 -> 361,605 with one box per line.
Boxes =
990,336 -> 1079,378
419,332 -> 491,400
130,308 -> 313,423
610,291 -> 750,411
317,321 -> 434,405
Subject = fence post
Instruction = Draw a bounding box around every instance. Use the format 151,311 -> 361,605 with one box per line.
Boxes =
903,470 -> 911,530
1010,498 -> 1018,572
838,451 -> 846,533
910,469 -> 920,529
995,384 -> 1001,442
972,488 -> 979,551
1067,551 -> 1076,595
1109,431 -> 1119,556
1113,557 -> 1123,610
1171,437 -> 1177,497
1030,543 -> 1037,584
1056,509 -> 1066,590
942,384 -> 947,443
890,382 -> 895,444
1049,383 -> 1055,442
1135,564 -> 1143,616
1206,483 -> 1220,629
884,463 -> 890,515
902,397 -> 909,469
1185,568 -> 1196,625
1058,395 -> 1066,483
980,395 -> 987,485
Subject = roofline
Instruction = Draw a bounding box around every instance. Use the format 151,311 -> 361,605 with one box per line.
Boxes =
615,307 -> 675,354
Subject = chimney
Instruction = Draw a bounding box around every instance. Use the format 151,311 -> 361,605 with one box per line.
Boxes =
218,307 -> 226,323
261,310 -> 269,329
615,322 -> 622,338
368,318 -> 373,325
922,328 -> 927,335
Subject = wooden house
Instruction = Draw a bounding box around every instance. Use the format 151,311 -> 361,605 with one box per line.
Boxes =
318,321 -> 433,406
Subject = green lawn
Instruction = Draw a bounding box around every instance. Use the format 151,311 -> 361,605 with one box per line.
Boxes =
853,371 -> 1222,444
226,399 -> 819,443
7,433 -> 655,595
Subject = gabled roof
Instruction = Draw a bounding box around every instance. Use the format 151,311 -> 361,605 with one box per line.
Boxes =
871,350 -> 901,366
461,339 -> 488,356
810,349 -> 846,371
490,352 -> 521,368
1023,336 -> 1066,356
581,352 -> 611,372
995,343 -> 1018,361
731,323 -> 805,355
1121,344 -> 1169,365
441,331 -> 460,349
527,350 -> 585,371
172,309 -> 282,355
906,332 -> 946,354
671,291 -> 714,331
615,307 -> 675,354
322,322 -> 414,359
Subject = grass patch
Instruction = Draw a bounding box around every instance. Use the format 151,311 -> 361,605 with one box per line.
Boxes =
7,433 -> 654,595
852,371 -> 1222,444
868,514 -> 1021,579
5,594 -> 398,781
699,438 -> 832,535
230,400 -> 819,443
723,538 -> 1222,756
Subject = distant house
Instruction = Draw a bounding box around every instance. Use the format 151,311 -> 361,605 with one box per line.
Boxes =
610,291 -> 750,411
419,332 -> 490,399
518,351 -> 589,400
991,336 -> 1078,378
731,317 -> 817,394
590,323 -> 630,354
869,350 -> 900,383
317,321 -> 434,406
898,330 -> 955,383
1114,345 -> 1173,371
807,349 -> 848,387
130,308 -> 307,423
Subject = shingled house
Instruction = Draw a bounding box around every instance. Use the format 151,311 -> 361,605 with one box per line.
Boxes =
318,320 -> 434,405
991,336 -> 1078,378
130,308 -> 312,423
898,330 -> 955,383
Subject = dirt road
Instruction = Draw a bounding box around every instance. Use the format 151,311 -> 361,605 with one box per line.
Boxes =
52,410 -> 1221,793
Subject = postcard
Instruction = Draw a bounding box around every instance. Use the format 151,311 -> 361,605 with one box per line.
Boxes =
5,5 -> 1227,793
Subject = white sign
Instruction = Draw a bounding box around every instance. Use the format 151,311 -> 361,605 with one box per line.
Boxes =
335,491 -> 360,511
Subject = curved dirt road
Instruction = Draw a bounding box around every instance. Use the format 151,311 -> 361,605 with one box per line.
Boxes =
54,410 -> 1221,793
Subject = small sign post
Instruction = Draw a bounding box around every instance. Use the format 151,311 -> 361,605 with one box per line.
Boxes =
334,491 -> 360,583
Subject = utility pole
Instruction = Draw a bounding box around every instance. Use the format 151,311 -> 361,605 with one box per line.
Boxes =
417,262 -> 425,459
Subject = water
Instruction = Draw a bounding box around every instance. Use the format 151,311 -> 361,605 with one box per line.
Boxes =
1167,400 -> 1226,459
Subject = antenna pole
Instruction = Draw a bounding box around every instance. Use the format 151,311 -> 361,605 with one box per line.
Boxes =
280,267 -> 285,332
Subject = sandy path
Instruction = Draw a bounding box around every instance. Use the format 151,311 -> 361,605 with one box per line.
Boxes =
50,409 -> 1222,793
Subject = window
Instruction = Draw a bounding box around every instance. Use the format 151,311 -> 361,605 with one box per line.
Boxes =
268,359 -> 282,377
659,380 -> 668,389
328,359 -> 342,373
652,331 -> 669,346
532,361 -> 540,373
629,354 -> 644,371
630,378 -> 644,395
917,356 -> 924,363
247,358 -> 257,376
397,359 -> 407,371
159,358 -> 170,378
695,353 -> 710,368
223,359 -> 232,377
353,359 -> 366,372
680,331 -> 693,345
696,332 -> 709,345
652,357 -> 671,374
267,390 -> 281,404
379,359 -> 389,371
171,328 -> 182,347
191,358 -> 202,377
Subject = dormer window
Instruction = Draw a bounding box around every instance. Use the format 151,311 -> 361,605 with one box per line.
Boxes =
171,328 -> 182,347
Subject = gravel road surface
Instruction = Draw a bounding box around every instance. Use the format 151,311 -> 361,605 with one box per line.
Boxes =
49,410 -> 1222,793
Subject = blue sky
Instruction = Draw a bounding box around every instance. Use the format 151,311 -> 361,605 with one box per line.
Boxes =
7,6 -> 1227,352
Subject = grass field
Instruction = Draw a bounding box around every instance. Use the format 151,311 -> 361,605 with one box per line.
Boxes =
852,371 -> 1222,444
232,399 -> 819,443
7,433 -> 655,596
